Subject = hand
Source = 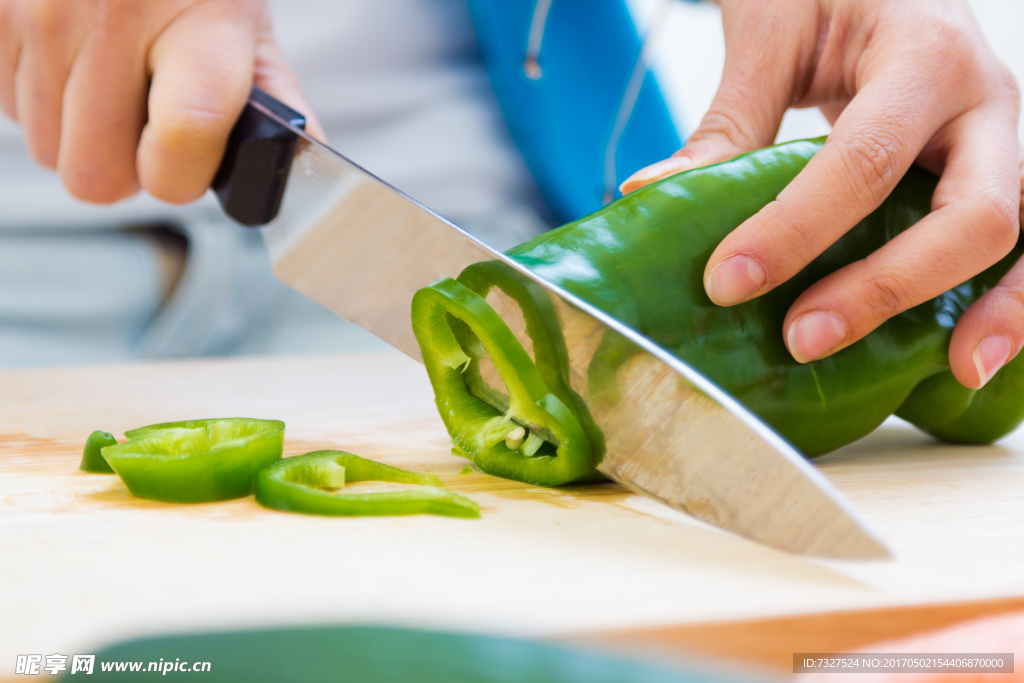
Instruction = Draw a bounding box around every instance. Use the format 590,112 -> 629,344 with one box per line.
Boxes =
622,0 -> 1023,389
0,0 -> 322,205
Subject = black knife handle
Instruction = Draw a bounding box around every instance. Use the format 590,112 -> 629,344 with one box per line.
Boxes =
212,87 -> 306,227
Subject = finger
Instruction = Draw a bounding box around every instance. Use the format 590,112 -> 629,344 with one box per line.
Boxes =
620,0 -> 817,194
946,150 -> 1024,389
12,0 -> 89,167
0,1 -> 23,118
138,4 -> 260,204
948,254 -> 1024,389
703,65 -> 970,308
252,8 -> 325,142
782,104 -> 1020,363
57,11 -> 148,203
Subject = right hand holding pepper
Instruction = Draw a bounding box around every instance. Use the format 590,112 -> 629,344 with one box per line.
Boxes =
622,0 -> 1023,392
0,0 -> 322,205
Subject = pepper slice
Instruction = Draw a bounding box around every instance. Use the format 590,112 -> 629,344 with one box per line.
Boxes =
80,430 -> 117,473
255,450 -> 480,518
411,277 -> 595,486
456,260 -> 606,474
101,418 -> 284,503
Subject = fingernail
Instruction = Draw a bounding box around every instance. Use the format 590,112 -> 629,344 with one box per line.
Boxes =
972,334 -> 1012,388
704,255 -> 767,305
786,311 -> 848,363
619,156 -> 695,194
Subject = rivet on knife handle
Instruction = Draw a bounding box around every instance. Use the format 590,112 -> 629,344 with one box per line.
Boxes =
213,87 -> 305,227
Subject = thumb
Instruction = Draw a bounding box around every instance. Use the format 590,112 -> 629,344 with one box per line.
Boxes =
620,0 -> 817,194
252,7 -> 327,143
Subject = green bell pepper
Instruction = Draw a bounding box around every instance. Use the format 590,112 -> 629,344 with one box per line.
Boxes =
255,450 -> 480,517
411,278 -> 598,486
80,430 -> 118,473
412,137 -> 1024,481
101,418 -> 284,502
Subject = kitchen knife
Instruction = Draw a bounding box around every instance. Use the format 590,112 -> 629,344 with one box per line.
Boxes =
213,89 -> 889,559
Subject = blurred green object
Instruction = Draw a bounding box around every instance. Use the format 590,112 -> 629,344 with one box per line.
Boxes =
66,626 -> 749,683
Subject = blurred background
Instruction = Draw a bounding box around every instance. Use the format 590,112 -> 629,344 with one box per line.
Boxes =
0,0 -> 1021,370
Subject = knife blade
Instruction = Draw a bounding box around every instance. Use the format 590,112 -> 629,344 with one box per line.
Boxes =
216,90 -> 889,559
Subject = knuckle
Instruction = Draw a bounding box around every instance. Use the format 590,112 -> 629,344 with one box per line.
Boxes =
835,133 -> 902,207
994,281 -> 1024,313
993,64 -> 1021,108
862,269 -> 915,320
921,16 -> 1019,110
972,187 -> 1021,257
989,67 -> 1022,121
923,19 -> 978,78
982,278 -> 1024,343
780,214 -> 823,266
692,108 -> 758,152
999,281 -> 1024,319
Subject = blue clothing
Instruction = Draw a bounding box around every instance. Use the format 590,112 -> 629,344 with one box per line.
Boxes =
466,0 -> 683,222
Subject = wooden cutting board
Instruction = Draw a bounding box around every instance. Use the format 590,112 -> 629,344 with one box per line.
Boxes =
2,352 -> 1024,676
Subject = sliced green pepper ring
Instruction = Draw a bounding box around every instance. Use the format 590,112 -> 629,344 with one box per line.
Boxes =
456,261 -> 606,473
101,418 -> 284,503
80,430 -> 118,473
255,450 -> 480,518
411,277 -> 594,486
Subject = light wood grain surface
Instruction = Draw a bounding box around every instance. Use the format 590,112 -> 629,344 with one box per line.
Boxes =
2,352 -> 1023,674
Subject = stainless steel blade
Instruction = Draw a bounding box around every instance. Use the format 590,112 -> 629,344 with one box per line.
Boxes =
253,99 -> 889,559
